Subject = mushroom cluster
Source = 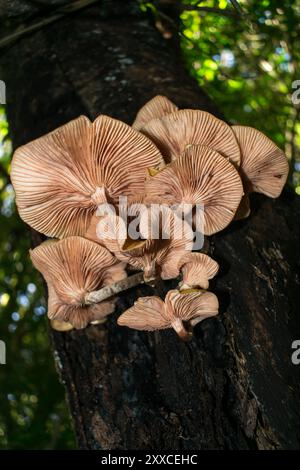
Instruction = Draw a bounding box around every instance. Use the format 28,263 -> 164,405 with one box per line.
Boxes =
11,96 -> 288,339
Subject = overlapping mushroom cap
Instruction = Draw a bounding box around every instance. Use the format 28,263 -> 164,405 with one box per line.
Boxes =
141,109 -> 241,165
133,95 -> 178,131
118,289 -> 219,340
178,252 -> 219,290
11,115 -> 164,238
30,237 -> 127,329
145,145 -> 243,235
96,206 -> 194,281
232,125 -> 289,198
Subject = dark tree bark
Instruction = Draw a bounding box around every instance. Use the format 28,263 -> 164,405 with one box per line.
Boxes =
1,0 -> 300,450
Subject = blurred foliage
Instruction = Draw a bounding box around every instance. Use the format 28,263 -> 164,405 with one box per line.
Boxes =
0,106 -> 75,449
0,0 -> 300,451
179,0 -> 300,190
142,0 -> 300,191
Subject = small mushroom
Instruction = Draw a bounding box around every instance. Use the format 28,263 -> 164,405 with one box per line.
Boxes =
133,95 -> 178,131
11,115 -> 164,238
232,125 -> 289,218
30,236 -> 127,329
141,109 -> 241,166
145,144 -> 244,235
177,252 -> 219,290
117,289 -> 219,341
97,206 -> 193,282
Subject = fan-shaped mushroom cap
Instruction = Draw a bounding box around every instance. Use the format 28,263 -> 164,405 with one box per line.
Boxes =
177,252 -> 219,290
97,206 -> 193,281
84,194 -> 146,245
84,213 -> 105,245
117,296 -> 168,330
145,145 -> 243,235
133,95 -> 178,131
232,125 -> 289,198
117,289 -> 219,340
30,236 -> 127,329
165,289 -> 219,327
11,115 -> 163,238
141,109 -> 241,165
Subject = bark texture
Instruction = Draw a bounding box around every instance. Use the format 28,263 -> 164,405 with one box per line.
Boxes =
1,0 -> 300,450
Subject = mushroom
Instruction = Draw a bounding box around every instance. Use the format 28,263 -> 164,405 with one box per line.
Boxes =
232,125 -> 289,218
30,236 -> 127,329
50,320 -> 74,332
145,144 -> 244,235
11,115 -> 164,238
84,194 -> 146,245
97,206 -> 193,282
117,289 -> 219,341
177,252 -> 219,290
141,109 -> 241,166
133,95 -> 178,131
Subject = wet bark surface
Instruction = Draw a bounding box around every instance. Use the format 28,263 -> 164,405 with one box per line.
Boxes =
1,0 -> 300,450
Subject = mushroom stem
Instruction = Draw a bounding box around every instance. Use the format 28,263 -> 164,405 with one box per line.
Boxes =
171,318 -> 192,342
85,272 -> 145,305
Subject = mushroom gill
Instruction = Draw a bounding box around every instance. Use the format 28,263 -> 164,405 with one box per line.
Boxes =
145,144 -> 244,235
97,206 -> 194,282
117,289 -> 219,341
178,252 -> 219,290
30,236 -> 127,329
232,125 -> 289,201
11,115 -> 164,238
133,95 -> 178,131
141,109 -> 241,166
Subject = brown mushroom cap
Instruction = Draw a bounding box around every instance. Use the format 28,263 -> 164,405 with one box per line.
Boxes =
117,288 -> 219,337
30,236 -> 127,329
177,252 -> 219,290
139,205 -> 194,279
11,115 -> 163,238
145,145 -> 244,235
165,289 -> 219,326
133,95 -> 178,131
232,125 -> 289,197
141,109 -> 241,165
117,296 -> 168,331
98,206 -> 193,281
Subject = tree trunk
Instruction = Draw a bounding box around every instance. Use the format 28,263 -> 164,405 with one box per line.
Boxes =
1,0 -> 300,450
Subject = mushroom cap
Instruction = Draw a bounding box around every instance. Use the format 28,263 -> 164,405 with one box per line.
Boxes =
232,125 -> 289,197
84,213 -> 103,245
94,212 -> 157,279
133,95 -> 178,131
117,288 -> 219,332
50,319 -> 74,332
97,207 -> 193,280
141,109 -> 241,165
30,236 -> 127,328
165,289 -> 219,325
98,206 -> 193,280
117,296 -> 168,331
139,205 -> 194,279
145,145 -> 244,235
177,252 -> 219,289
11,115 -> 163,238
